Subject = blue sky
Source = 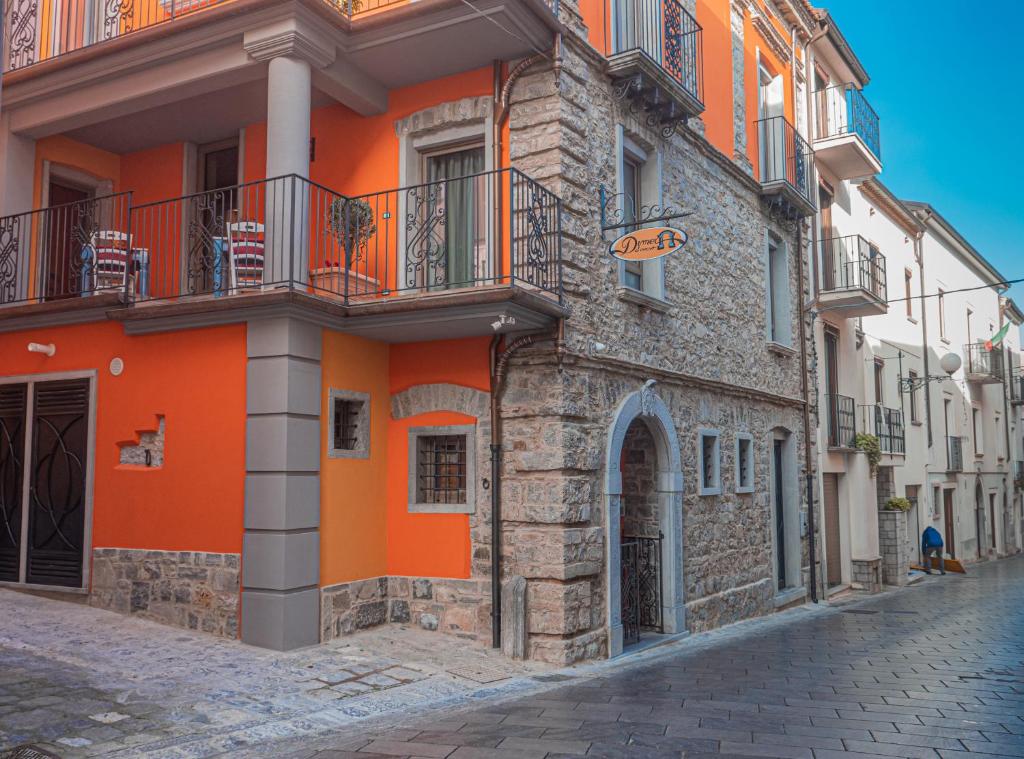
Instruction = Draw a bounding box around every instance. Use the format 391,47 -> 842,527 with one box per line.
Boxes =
824,1 -> 1024,306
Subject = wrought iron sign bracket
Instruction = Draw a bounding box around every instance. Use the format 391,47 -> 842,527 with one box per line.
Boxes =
599,184 -> 694,242
612,73 -> 690,139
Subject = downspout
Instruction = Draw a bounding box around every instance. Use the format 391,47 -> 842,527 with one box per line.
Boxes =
489,325 -> 563,649
914,217 -> 932,449
1000,300 -> 1013,531
796,220 -> 818,604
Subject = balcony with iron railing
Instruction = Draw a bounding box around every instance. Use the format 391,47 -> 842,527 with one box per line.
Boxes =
818,235 -> 887,317
0,170 -> 565,340
756,116 -> 816,219
825,393 -> 856,449
963,342 -> 1005,384
1012,374 -> 1024,406
811,85 -> 882,180
859,404 -> 905,457
3,0 -> 560,73
946,436 -> 964,472
606,0 -> 705,131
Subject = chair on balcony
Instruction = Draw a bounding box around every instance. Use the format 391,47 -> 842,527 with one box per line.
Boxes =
87,230 -> 132,293
227,221 -> 265,290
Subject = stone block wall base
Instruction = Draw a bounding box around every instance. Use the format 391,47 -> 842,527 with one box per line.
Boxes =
321,576 -> 490,643
851,557 -> 883,593
878,509 -> 910,586
89,548 -> 240,638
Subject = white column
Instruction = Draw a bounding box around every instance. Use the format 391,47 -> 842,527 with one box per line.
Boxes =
266,56 -> 311,180
265,56 -> 312,287
0,114 -> 36,216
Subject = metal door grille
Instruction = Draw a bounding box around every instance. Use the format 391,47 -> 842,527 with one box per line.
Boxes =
0,384 -> 27,582
621,533 -> 663,647
26,379 -> 89,587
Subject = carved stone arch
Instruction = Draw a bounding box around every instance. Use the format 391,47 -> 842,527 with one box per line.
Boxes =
605,380 -> 685,658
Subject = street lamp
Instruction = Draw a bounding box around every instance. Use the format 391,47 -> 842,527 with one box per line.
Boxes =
899,351 -> 961,393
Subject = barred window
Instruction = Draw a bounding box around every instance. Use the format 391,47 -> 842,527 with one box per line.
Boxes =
328,389 -> 370,459
736,434 -> 754,493
417,435 -> 467,505
408,425 -> 476,513
698,428 -> 721,496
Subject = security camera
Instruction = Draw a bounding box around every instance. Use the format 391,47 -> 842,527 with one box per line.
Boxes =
491,314 -> 516,332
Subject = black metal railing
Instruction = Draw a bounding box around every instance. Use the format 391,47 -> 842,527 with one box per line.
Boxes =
820,235 -> 887,301
826,393 -> 856,449
4,0 -> 564,71
812,85 -> 881,161
1012,375 -> 1024,405
0,192 -> 133,305
610,0 -> 703,106
1015,460 -> 1024,483
756,116 -> 814,207
860,405 -> 905,455
964,342 -> 1005,382
124,171 -> 561,304
947,435 -> 964,472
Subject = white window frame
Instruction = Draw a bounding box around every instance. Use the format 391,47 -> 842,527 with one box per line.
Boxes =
327,389 -> 370,460
735,433 -> 754,494
407,424 -> 477,514
698,428 -> 722,496
614,125 -> 666,302
765,231 -> 792,348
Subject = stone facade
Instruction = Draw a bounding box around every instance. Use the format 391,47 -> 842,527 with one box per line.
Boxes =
320,576 -> 489,642
89,548 -> 239,637
489,5 -> 818,663
878,509 -> 909,586
118,416 -> 165,467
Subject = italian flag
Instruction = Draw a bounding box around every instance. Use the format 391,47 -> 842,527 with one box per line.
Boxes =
985,323 -> 1011,351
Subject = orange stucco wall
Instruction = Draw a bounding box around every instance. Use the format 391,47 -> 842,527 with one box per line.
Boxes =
318,334 -> 490,585
0,321 -> 246,557
320,331 -> 390,587
696,0 -> 734,156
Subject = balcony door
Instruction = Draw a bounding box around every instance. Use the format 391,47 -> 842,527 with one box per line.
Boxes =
824,327 -> 840,446
409,145 -> 485,291
43,182 -> 91,301
758,64 -> 785,183
613,0 -> 662,63
187,141 -> 239,294
819,185 -> 835,290
943,489 -> 956,558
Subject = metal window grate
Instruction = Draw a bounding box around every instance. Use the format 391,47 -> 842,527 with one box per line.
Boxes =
738,438 -> 752,488
333,399 -> 363,451
701,434 -> 717,489
417,435 -> 467,505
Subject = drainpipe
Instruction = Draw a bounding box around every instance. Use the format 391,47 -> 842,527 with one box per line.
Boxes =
914,218 -> 932,449
796,220 -> 818,604
489,323 -> 564,649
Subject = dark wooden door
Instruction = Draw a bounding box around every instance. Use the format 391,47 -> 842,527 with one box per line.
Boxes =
774,440 -> 786,590
0,384 -> 28,582
943,489 -> 956,559
45,183 -> 90,300
823,473 -> 841,586
26,379 -> 90,587
819,186 -> 835,290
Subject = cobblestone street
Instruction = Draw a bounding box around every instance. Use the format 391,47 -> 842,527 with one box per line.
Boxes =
2,556 -> 1024,758
272,555 -> 1024,759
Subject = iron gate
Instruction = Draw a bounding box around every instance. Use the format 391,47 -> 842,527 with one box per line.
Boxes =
621,533 -> 663,646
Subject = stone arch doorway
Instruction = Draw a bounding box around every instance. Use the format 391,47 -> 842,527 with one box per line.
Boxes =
605,381 -> 684,658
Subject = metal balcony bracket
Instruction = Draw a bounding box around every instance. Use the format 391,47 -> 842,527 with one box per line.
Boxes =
598,184 -> 694,242
612,72 -> 689,139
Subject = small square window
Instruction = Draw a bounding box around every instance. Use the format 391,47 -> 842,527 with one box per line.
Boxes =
736,434 -> 754,493
328,389 -> 370,459
698,428 -> 721,496
408,425 -> 476,513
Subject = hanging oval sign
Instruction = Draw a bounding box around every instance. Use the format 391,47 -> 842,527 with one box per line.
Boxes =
609,226 -> 688,262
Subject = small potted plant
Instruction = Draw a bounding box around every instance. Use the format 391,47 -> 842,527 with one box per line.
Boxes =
885,496 -> 912,512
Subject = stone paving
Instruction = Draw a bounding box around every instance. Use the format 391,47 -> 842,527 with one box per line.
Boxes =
268,555 -> 1024,759
0,589 -> 552,758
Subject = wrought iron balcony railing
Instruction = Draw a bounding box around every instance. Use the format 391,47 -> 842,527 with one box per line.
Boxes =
3,0 -> 560,71
826,393 -> 856,449
813,85 -> 881,161
964,342 -> 1005,383
947,435 -> 964,472
0,192 -> 134,304
756,116 -> 815,208
820,235 -> 887,301
610,0 -> 703,107
860,404 -> 905,455
0,171 -> 562,307
1012,375 -> 1024,405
